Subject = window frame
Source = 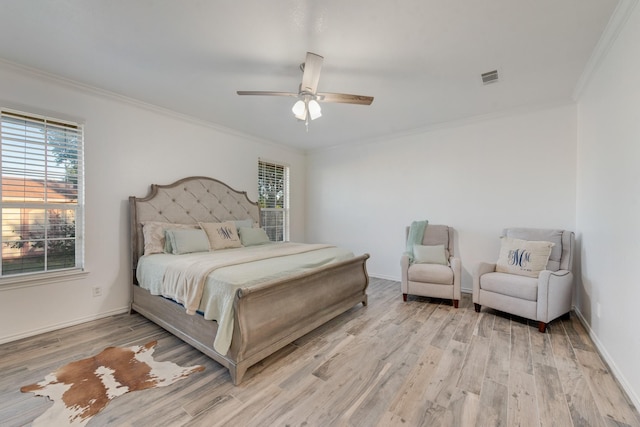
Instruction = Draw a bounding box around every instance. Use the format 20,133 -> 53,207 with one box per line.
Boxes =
0,108 -> 85,286
258,159 -> 290,242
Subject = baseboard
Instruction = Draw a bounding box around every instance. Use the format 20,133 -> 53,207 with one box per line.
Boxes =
368,273 -> 398,281
0,306 -> 130,345
573,307 -> 640,411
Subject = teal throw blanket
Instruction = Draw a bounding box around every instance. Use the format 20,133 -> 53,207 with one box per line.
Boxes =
404,220 -> 428,263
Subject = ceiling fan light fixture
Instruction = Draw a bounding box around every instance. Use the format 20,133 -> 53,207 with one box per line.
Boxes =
238,52 -> 373,128
292,100 -> 307,120
308,99 -> 322,120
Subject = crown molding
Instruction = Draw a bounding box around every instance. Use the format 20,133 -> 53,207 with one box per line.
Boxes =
311,99 -> 576,153
0,58 -> 304,155
573,0 -> 639,100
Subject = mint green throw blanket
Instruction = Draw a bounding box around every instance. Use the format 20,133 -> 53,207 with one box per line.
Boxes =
404,220 -> 428,263
136,243 -> 354,355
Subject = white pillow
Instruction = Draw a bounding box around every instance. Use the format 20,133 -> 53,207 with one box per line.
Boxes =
141,221 -> 198,255
199,221 -> 242,250
496,236 -> 554,278
165,229 -> 210,254
413,244 -> 448,265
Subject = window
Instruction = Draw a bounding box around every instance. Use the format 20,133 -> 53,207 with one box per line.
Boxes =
0,109 -> 84,278
258,159 -> 289,242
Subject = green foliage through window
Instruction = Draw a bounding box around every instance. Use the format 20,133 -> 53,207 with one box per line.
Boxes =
258,160 -> 289,242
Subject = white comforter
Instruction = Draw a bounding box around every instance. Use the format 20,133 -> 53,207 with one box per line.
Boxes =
136,243 -> 354,355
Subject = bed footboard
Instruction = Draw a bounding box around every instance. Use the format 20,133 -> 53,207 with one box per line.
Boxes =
228,253 -> 369,383
131,253 -> 369,385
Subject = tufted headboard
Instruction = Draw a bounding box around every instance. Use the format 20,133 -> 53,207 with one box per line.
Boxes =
129,176 -> 260,279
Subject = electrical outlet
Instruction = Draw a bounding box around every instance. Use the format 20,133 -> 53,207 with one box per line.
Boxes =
596,302 -> 601,318
92,286 -> 102,297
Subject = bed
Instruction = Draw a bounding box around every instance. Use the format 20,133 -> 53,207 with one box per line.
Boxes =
129,176 -> 369,385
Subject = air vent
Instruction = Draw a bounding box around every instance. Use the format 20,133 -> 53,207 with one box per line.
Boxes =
481,69 -> 499,85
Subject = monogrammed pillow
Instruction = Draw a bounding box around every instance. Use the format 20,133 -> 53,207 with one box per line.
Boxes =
495,236 -> 554,278
199,221 -> 242,250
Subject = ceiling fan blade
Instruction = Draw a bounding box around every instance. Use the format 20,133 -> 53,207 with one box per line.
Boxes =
237,91 -> 299,97
317,92 -> 374,105
300,52 -> 323,94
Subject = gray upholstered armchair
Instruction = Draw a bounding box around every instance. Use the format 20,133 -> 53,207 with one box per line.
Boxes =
473,228 -> 575,332
401,224 -> 461,307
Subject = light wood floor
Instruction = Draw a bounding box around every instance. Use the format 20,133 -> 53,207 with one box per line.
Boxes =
1,278 -> 639,427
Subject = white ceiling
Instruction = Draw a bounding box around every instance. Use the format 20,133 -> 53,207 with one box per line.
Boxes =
0,0 -> 620,150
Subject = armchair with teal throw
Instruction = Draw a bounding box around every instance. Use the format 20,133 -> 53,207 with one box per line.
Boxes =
401,224 -> 461,308
473,228 -> 575,333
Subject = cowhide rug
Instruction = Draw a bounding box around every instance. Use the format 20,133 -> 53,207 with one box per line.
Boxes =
21,340 -> 204,426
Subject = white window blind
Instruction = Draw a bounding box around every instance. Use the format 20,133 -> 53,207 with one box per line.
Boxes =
0,109 -> 84,277
258,159 -> 289,242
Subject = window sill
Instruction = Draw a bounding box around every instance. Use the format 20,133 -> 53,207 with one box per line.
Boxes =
0,269 -> 89,291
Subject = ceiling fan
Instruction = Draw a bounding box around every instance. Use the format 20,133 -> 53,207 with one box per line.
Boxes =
237,52 -> 374,129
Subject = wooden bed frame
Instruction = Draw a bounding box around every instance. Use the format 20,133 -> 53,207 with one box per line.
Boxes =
129,176 -> 369,385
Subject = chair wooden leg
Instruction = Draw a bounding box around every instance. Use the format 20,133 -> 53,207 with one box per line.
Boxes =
453,299 -> 459,308
474,303 -> 481,313
402,293 -> 408,302
538,321 -> 547,333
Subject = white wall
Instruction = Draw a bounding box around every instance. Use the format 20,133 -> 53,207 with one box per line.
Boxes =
306,104 -> 577,291
576,3 -> 640,408
0,8 -> 638,412
0,61 -> 306,343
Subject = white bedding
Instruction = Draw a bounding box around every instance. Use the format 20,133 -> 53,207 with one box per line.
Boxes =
136,242 -> 354,355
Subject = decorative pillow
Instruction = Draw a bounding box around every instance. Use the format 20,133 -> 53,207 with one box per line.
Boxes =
199,221 -> 242,250
505,228 -> 563,271
496,236 -> 554,278
165,229 -> 210,255
141,221 -> 198,255
238,227 -> 270,246
413,244 -> 448,265
232,219 -> 253,231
